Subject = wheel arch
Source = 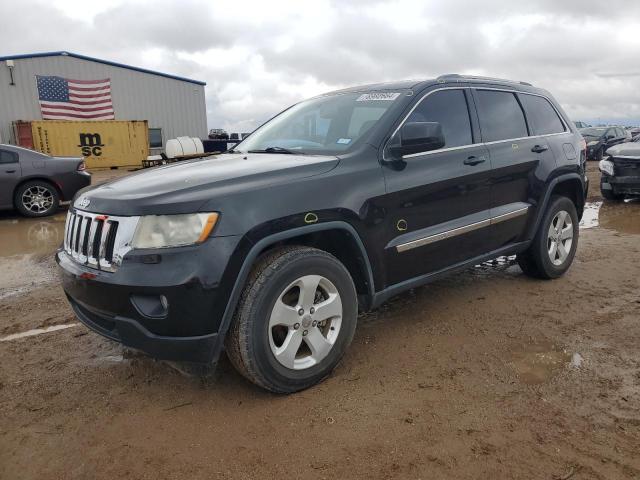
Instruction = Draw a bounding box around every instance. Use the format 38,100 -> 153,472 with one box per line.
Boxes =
211,222 -> 375,364
13,176 -> 64,205
531,174 -> 585,239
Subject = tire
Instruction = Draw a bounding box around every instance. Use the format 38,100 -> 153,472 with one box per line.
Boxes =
14,180 -> 60,217
225,246 -> 358,393
600,178 -> 624,202
517,195 -> 579,280
595,146 -> 604,161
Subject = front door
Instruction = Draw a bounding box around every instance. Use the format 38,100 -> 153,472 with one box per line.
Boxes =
0,149 -> 21,209
380,88 -> 492,287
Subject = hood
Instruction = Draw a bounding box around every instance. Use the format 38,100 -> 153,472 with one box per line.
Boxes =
75,153 -> 339,215
606,142 -> 640,159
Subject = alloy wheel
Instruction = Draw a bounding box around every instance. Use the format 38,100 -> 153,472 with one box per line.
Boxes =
268,274 -> 343,370
22,186 -> 54,214
547,210 -> 573,266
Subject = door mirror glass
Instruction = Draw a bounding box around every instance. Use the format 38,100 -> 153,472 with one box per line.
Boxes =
392,122 -> 445,157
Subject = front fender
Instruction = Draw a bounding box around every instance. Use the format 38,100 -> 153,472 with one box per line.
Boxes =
208,221 -> 375,364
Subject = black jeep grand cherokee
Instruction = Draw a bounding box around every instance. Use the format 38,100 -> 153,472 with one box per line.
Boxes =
58,75 -> 587,393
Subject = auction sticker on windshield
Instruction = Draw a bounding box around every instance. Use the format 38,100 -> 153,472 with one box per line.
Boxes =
356,92 -> 401,102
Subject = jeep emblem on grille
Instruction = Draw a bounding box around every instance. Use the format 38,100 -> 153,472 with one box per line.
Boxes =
77,197 -> 90,208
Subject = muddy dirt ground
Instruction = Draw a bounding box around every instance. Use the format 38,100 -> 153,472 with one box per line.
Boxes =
1,164 -> 639,479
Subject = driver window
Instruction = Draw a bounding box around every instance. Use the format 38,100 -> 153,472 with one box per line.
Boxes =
406,90 -> 473,148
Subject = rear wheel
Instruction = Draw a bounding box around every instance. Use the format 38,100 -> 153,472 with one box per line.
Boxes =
595,146 -> 604,161
225,246 -> 358,393
517,195 -> 579,279
14,181 -> 60,217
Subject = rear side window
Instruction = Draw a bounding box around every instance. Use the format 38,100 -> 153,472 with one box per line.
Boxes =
407,89 -> 473,148
0,150 -> 18,164
475,90 -> 528,142
519,94 -> 566,135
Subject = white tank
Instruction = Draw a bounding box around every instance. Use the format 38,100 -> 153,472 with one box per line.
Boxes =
165,137 -> 205,158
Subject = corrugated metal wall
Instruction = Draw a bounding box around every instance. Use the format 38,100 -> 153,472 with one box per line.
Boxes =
0,55 -> 207,151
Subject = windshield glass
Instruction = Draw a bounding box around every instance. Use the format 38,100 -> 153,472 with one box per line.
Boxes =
233,91 -> 404,155
581,128 -> 606,137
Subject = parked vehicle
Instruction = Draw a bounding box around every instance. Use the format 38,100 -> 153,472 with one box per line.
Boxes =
208,128 -> 229,140
57,75 -> 587,393
0,144 -> 90,217
626,127 -> 640,138
600,136 -> 640,200
574,121 -> 591,129
580,126 -> 629,160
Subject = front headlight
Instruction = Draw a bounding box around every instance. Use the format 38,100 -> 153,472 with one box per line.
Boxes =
599,159 -> 614,176
132,212 -> 219,249
587,141 -> 599,147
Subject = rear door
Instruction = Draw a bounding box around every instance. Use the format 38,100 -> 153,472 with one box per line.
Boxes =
0,149 -> 21,209
380,87 -> 492,286
472,89 -> 557,250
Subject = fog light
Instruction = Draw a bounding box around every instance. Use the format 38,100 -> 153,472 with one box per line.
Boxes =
130,294 -> 169,319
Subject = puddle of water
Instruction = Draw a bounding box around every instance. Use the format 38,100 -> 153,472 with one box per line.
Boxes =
509,341 -> 571,385
0,323 -> 79,342
0,213 -> 67,258
580,201 -> 601,229
599,199 -> 640,235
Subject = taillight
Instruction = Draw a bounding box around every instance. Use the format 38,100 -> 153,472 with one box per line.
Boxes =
580,138 -> 587,152
77,161 -> 86,171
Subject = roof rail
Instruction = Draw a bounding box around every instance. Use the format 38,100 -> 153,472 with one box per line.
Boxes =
436,74 -> 532,87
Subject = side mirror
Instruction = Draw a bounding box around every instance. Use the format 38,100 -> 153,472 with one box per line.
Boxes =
389,122 -> 446,158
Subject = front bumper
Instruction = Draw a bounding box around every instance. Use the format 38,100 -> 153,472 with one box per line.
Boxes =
601,175 -> 640,195
57,234 -> 242,363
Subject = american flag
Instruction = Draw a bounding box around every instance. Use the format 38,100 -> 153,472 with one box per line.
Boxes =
36,75 -> 115,120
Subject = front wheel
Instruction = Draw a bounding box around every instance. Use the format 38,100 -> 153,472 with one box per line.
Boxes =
225,246 -> 358,393
517,195 -> 579,279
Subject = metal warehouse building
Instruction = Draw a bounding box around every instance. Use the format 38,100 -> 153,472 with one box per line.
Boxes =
0,51 -> 207,160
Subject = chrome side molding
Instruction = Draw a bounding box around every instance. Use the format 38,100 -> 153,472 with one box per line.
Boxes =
396,206 -> 529,253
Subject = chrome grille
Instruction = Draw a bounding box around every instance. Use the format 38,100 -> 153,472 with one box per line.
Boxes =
63,210 -> 139,272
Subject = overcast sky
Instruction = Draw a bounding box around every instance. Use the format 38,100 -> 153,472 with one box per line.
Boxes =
2,0 -> 640,131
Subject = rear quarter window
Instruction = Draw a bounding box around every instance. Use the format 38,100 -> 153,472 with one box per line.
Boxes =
519,94 -> 566,136
475,90 -> 528,143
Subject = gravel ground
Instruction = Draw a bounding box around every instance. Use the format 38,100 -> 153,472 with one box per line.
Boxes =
1,163 -> 639,479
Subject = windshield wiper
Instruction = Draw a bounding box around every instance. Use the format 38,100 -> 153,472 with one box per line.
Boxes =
248,146 -> 298,154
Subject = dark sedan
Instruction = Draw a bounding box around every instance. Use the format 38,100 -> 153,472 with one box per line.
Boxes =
0,144 -> 91,217
580,126 -> 629,161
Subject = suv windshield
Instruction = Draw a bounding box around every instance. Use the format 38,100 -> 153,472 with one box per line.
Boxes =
233,91 -> 405,155
581,128 -> 606,137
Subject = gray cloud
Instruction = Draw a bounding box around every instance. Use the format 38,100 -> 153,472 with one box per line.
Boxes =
2,0 -> 639,130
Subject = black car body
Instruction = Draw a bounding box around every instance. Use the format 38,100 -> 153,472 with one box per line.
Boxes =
600,136 -> 640,200
0,144 -> 90,216
580,126 -> 629,161
57,75 -> 587,391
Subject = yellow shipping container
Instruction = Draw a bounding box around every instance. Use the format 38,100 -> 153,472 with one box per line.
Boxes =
30,120 -> 149,169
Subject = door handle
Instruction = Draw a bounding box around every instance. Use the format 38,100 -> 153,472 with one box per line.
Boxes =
464,156 -> 485,166
5,170 -> 16,173
531,145 -> 549,153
